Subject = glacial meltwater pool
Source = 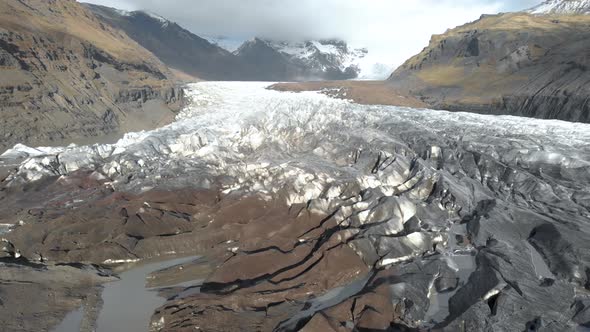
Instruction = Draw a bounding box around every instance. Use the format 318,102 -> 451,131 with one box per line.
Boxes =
53,256 -> 202,332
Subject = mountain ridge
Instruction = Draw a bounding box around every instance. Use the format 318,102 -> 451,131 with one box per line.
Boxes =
387,11 -> 590,123
85,4 -> 378,81
85,3 -> 241,80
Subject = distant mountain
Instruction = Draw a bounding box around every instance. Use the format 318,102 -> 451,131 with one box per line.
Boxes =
85,4 -> 242,80
0,0 -> 182,153
232,38 -> 365,80
388,10 -> 590,123
527,0 -> 590,14
233,38 -> 303,81
220,37 -> 388,80
265,39 -> 367,80
86,4 -> 370,81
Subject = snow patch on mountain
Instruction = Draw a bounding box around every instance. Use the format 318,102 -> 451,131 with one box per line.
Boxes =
266,39 -> 367,75
114,9 -> 132,16
265,39 -> 395,79
144,11 -> 168,23
106,8 -> 172,27
309,41 -> 342,55
271,39 -> 395,80
527,0 -> 590,14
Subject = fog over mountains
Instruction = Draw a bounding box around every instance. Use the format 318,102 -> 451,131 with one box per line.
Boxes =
86,4 -> 378,80
81,0 -> 542,74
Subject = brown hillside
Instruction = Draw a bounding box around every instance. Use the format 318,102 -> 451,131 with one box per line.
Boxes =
388,12 -> 590,122
0,0 -> 184,152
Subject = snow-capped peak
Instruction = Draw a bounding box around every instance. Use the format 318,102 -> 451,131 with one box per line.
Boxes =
112,9 -> 171,27
114,9 -> 132,16
527,0 -> 590,15
263,39 -> 393,80
264,39 -> 368,76
233,38 -> 273,56
144,11 -> 169,24
267,39 -> 362,60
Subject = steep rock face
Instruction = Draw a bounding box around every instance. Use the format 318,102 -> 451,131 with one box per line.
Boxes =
388,12 -> 590,123
0,0 -> 183,153
233,38 -> 305,81
86,4 -> 244,80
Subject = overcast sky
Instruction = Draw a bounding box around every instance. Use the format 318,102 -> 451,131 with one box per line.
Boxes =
81,0 -> 541,70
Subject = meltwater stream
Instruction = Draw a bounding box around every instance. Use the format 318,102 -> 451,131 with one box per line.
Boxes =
96,256 -> 201,332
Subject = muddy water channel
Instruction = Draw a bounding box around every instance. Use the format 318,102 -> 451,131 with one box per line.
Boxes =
53,256 -> 209,332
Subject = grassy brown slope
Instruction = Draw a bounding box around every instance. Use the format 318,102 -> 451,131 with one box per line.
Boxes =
0,0 -> 184,152
269,81 -> 427,108
388,13 -> 590,122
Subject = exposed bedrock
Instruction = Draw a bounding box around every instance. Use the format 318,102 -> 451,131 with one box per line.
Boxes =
1,82 -> 589,331
388,13 -> 590,123
0,0 -> 186,153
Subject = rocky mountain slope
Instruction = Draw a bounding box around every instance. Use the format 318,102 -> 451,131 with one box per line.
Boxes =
231,37 -> 392,80
86,4 -> 242,80
232,38 -> 304,81
388,5 -> 590,123
234,38 -> 366,80
85,4 -> 370,81
0,0 -> 183,153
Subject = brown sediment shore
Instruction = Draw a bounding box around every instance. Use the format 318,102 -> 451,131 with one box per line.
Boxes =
269,80 -> 428,108
0,261 -> 114,332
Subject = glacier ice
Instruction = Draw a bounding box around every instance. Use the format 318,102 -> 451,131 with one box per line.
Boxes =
2,80 -> 590,221
2,82 -> 590,328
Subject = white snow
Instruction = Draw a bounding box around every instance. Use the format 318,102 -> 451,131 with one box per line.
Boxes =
309,41 -> 340,55
117,10 -> 171,27
527,0 -> 590,14
264,39 -> 391,79
115,9 -> 132,17
144,11 -> 169,24
269,41 -> 315,58
103,258 -> 141,265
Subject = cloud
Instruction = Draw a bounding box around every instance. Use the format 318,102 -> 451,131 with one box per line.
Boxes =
80,0 -> 542,68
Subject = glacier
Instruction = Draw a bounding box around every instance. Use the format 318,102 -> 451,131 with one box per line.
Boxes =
1,82 -> 590,330
5,81 -> 589,193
